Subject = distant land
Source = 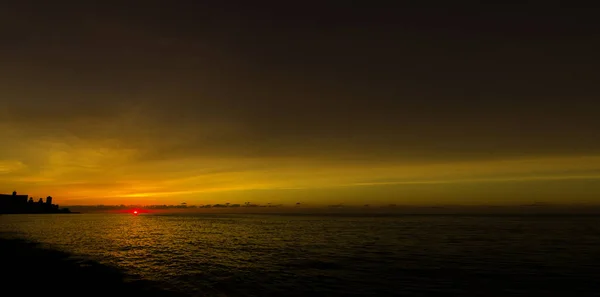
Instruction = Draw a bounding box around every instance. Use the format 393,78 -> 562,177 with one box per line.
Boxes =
64,203 -> 600,215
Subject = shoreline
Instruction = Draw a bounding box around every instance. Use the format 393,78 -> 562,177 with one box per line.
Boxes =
0,235 -> 183,297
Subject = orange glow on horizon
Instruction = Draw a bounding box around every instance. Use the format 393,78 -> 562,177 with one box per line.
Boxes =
3,151 -> 600,206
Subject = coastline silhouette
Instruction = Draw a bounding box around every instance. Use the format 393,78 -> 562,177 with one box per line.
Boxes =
0,191 -> 74,214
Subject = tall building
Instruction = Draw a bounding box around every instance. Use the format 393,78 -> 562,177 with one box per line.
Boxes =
0,191 -> 29,213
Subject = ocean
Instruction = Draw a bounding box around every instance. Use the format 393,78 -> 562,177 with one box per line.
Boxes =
1,213 -> 599,296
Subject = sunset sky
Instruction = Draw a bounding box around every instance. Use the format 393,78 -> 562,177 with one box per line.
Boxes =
1,2 -> 598,206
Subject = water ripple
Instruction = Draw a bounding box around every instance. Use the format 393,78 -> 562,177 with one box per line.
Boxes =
2,214 -> 600,296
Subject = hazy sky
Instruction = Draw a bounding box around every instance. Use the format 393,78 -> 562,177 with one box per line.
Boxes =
1,2 -> 599,205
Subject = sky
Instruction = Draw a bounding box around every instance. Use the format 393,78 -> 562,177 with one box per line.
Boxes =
1,2 -> 599,206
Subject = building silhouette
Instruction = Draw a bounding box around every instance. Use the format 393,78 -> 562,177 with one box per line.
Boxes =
0,191 -> 71,214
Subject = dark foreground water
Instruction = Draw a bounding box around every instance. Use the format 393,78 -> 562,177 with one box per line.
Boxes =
1,213 -> 600,296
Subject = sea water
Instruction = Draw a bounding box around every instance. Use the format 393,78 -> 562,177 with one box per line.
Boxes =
1,213 -> 599,296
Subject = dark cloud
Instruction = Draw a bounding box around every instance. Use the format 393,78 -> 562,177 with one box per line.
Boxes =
1,1 -> 599,164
